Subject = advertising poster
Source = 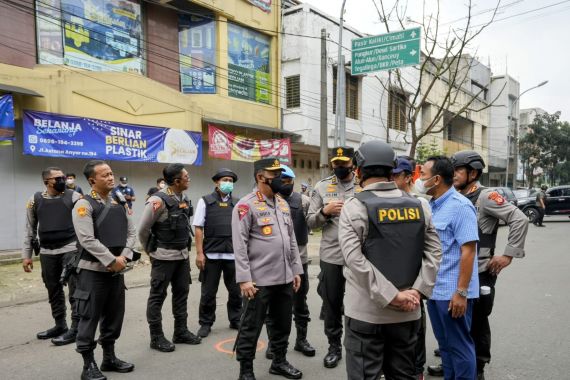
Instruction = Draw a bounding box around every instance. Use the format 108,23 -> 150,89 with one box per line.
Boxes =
179,14 -> 216,94
36,0 -> 65,65
227,23 -> 271,104
208,125 -> 290,164
23,110 -> 202,165
0,95 -> 15,143
243,0 -> 272,13
61,0 -> 144,74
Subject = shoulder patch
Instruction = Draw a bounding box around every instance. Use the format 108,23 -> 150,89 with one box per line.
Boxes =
238,204 -> 250,220
26,200 -> 34,209
488,191 -> 505,206
77,206 -> 87,217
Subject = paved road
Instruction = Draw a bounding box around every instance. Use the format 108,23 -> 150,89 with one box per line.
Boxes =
0,217 -> 569,379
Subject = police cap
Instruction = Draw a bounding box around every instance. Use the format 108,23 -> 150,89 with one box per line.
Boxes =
212,168 -> 238,182
330,146 -> 354,162
254,158 -> 284,173
354,140 -> 396,169
451,150 -> 486,170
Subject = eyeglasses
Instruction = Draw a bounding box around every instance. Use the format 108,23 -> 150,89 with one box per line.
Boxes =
46,176 -> 66,181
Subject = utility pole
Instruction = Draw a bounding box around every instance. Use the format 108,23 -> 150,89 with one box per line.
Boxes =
320,28 -> 329,178
335,0 -> 347,147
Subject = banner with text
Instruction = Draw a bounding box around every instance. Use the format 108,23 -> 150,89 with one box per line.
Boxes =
23,110 -> 202,165
208,125 -> 290,164
243,0 -> 272,13
0,94 -> 15,142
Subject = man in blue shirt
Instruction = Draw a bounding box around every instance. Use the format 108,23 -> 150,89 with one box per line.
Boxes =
416,156 -> 479,380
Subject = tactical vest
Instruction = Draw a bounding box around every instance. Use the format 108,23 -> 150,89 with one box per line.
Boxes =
286,192 -> 309,246
82,193 -> 128,262
152,192 -> 192,251
203,191 -> 235,254
34,190 -> 77,249
464,186 -> 498,255
356,191 -> 425,289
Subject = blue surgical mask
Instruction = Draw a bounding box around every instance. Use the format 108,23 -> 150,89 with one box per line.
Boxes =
219,181 -> 234,194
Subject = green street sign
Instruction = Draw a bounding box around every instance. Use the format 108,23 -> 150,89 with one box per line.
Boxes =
351,27 -> 421,75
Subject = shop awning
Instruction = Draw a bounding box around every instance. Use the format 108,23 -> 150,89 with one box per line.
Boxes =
203,117 -> 301,140
0,83 -> 43,97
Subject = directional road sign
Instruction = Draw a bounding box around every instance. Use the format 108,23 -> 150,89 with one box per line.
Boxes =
351,27 -> 421,75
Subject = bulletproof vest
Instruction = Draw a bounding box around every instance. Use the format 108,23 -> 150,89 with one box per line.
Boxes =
152,192 -> 193,251
203,191 -> 235,254
286,192 -> 309,246
82,193 -> 128,262
464,186 -> 498,255
34,190 -> 76,249
355,191 -> 425,290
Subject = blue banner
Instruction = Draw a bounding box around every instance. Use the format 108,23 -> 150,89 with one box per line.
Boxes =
23,110 -> 202,165
0,94 -> 15,141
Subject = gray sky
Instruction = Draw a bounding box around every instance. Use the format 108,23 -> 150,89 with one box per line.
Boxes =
302,0 -> 570,119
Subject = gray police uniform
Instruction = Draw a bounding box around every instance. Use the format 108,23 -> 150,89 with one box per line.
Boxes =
307,173 -> 361,346
72,190 -> 135,355
23,190 -> 82,331
464,183 -> 528,372
232,189 -> 303,363
339,182 -> 442,380
138,188 -> 194,338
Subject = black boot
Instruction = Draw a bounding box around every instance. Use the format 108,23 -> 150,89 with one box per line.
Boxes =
81,352 -> 106,380
100,345 -> 134,373
427,364 -> 444,377
293,326 -> 316,357
37,319 -> 68,340
238,360 -> 256,380
150,334 -> 175,352
51,319 -> 77,346
173,329 -> 202,345
323,343 -> 342,368
269,352 -> 303,379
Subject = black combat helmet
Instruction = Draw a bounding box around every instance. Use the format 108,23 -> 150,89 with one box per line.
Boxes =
354,140 -> 396,169
451,150 -> 486,170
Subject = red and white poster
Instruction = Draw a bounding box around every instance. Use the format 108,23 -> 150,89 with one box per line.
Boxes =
208,125 -> 291,164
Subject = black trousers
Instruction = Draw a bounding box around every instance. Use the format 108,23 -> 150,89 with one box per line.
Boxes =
318,261 -> 345,345
471,271 -> 497,372
147,258 -> 190,335
414,301 -> 427,375
40,252 -> 78,326
344,317 -> 419,380
536,207 -> 546,225
74,270 -> 125,353
293,263 -> 311,328
198,258 -> 241,327
236,283 -> 294,362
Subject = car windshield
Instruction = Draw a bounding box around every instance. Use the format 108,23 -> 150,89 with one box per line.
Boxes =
514,189 -> 538,199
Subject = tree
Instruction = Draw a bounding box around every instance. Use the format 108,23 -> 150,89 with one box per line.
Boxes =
372,0 -> 504,158
415,140 -> 445,164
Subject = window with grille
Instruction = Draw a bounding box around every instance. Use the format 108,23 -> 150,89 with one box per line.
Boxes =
285,75 -> 301,108
388,90 -> 407,131
333,67 -> 359,120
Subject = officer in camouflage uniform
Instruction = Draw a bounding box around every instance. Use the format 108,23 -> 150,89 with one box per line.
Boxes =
22,167 -> 82,346
307,146 -> 361,368
428,151 -> 528,380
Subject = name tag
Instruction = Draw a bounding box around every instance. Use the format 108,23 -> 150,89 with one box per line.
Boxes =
377,207 -> 421,223
219,202 -> 228,207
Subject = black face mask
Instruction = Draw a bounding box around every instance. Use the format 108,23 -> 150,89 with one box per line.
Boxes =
279,183 -> 294,197
264,176 -> 283,195
334,166 -> 352,180
53,177 -> 66,193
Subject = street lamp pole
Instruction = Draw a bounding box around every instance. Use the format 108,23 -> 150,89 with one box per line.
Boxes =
334,0 -> 347,147
505,80 -> 548,187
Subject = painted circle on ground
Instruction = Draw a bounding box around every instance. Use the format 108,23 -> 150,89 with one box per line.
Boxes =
214,337 -> 267,355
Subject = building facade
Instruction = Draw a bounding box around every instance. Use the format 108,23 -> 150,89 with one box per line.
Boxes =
0,0 -> 284,250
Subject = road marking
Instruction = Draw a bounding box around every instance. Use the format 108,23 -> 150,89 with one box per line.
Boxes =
214,337 -> 267,355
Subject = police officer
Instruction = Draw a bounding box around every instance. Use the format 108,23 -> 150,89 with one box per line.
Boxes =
428,151 -> 528,380
72,160 -> 135,380
307,146 -> 360,368
193,168 -> 241,337
266,165 -> 316,359
232,158 -> 304,380
138,163 -> 201,352
22,167 -> 82,345
115,176 -> 135,209
338,141 -> 441,380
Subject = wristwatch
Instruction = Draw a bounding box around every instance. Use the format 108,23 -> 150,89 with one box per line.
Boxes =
456,288 -> 468,298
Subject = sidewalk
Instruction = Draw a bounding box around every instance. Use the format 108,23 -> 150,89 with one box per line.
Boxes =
0,232 -> 323,308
